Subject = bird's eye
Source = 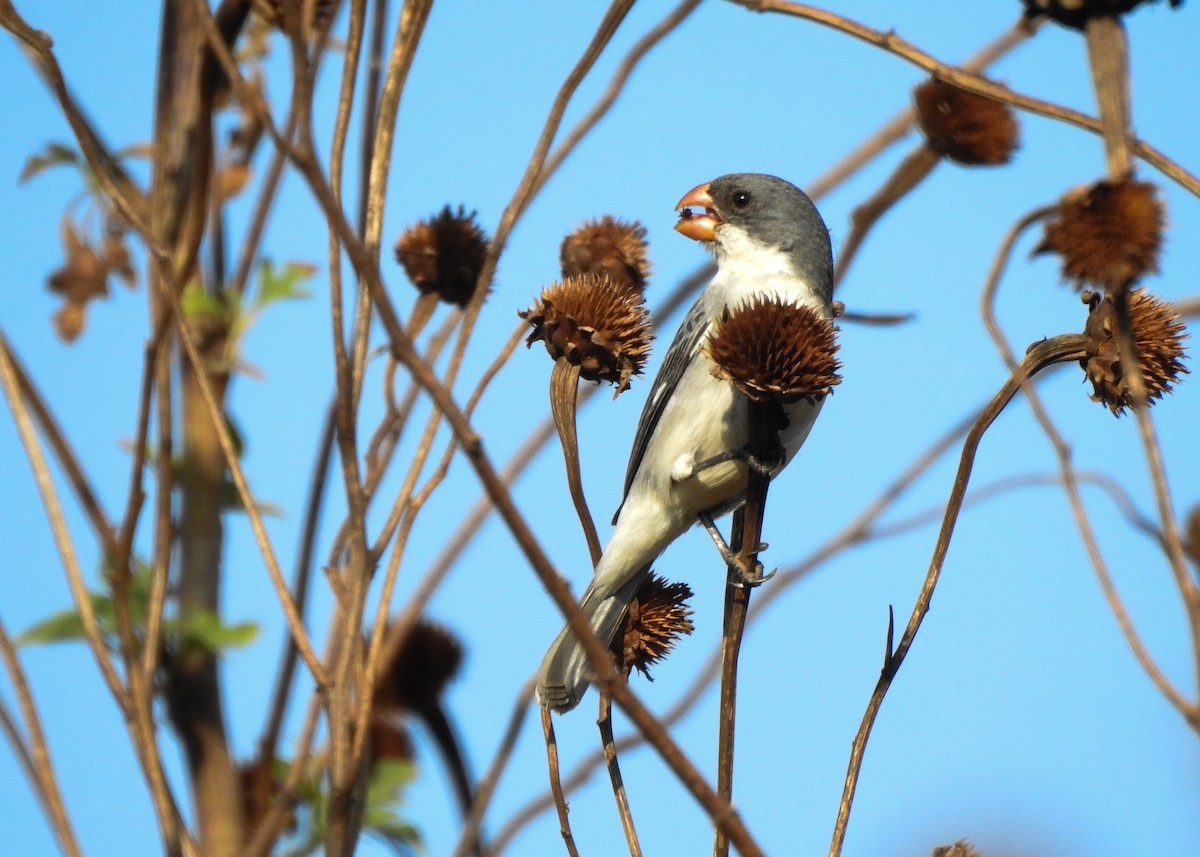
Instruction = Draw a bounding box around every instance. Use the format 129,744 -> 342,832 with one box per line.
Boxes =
732,191 -> 752,208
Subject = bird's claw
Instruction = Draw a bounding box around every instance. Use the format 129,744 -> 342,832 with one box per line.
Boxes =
729,557 -> 776,588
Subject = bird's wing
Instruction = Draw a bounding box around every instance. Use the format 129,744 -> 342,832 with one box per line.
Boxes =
616,297 -> 712,516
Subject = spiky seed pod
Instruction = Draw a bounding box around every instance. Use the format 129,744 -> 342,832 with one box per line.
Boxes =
914,79 -> 1019,166
394,205 -> 490,307
932,841 -> 985,857
705,297 -> 841,403
374,621 -> 464,714
1079,288 -> 1188,415
520,273 -> 652,395
1038,179 -> 1164,292
1020,0 -> 1182,30
560,216 -> 651,295
611,573 -> 694,680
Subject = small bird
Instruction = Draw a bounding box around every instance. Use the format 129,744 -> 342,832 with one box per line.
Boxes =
537,173 -> 834,712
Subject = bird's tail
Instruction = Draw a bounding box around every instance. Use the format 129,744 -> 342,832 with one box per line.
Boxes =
537,570 -> 647,713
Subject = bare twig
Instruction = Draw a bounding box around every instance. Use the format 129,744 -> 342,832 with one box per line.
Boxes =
542,705 -> 581,857
599,690 -> 643,857
828,335 -> 1090,857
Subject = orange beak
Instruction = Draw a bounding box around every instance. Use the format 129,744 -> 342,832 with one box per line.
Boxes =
674,181 -> 719,242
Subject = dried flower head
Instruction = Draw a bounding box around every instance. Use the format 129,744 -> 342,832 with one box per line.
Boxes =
1079,288 -> 1188,415
1038,179 -> 1164,291
374,621 -> 464,715
611,573 -> 694,680
560,216 -> 651,295
47,219 -> 137,342
1020,0 -> 1181,30
705,297 -> 841,403
932,840 -> 984,857
520,273 -> 652,395
914,79 -> 1019,166
395,205 -> 489,307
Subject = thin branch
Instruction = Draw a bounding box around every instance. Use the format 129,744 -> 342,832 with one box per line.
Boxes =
733,1 -> 1200,197
828,335 -> 1090,857
0,619 -> 83,857
599,690 -> 643,857
542,705 -> 581,857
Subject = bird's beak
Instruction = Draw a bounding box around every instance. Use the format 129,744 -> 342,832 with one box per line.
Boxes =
674,181 -> 720,242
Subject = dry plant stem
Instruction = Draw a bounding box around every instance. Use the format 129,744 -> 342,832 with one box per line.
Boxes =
595,686 -> 643,854
1,337 -> 117,553
1084,15 -> 1133,178
979,211 -> 1198,724
0,620 -> 83,857
542,705 -> 582,857
833,145 -> 940,287
828,335 -> 1088,857
0,333 -> 128,708
733,1 -> 1200,198
0,1 -> 150,230
714,401 -> 773,857
260,403 -> 338,764
551,361 -> 604,565
599,689 -> 644,857
166,288 -> 327,685
533,0 -> 703,200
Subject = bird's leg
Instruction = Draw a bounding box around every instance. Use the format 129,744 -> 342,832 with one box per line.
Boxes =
697,512 -> 774,588
689,445 -> 779,479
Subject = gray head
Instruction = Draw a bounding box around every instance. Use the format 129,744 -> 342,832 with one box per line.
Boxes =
676,173 -> 834,303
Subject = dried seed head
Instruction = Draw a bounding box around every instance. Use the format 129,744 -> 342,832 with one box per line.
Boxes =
1038,179 -> 1164,291
560,216 -> 651,295
705,297 -> 841,403
374,621 -> 464,715
932,841 -> 985,857
611,573 -> 694,681
520,273 -> 652,395
914,79 -> 1019,166
395,205 -> 490,307
1079,288 -> 1188,415
368,715 -> 415,763
1020,0 -> 1181,30
47,220 -> 137,342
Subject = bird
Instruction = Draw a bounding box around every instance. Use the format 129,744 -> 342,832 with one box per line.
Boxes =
536,173 -> 835,713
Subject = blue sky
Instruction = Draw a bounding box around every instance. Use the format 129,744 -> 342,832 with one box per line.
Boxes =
2,2 -> 1198,856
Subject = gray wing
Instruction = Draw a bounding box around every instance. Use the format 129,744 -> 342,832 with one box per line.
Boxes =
614,297 -> 712,521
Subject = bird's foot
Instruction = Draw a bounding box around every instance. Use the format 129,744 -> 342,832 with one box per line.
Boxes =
698,513 -> 773,587
689,444 -> 782,479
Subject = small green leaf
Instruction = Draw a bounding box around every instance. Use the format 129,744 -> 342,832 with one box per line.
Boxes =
174,609 -> 260,652
257,260 -> 315,307
181,283 -> 228,320
361,760 -> 421,850
19,142 -> 81,183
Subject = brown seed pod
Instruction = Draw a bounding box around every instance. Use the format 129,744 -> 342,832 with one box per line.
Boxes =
705,296 -> 841,403
1020,0 -> 1181,30
373,621 -> 464,715
914,79 -> 1019,166
1079,288 -> 1188,415
394,205 -> 489,307
520,273 -> 652,395
560,216 -> 651,295
1038,179 -> 1164,291
611,573 -> 694,681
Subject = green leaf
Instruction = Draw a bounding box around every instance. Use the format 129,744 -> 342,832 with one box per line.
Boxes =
17,604 -> 92,646
18,142 -> 81,183
174,609 -> 260,653
257,259 -> 314,307
361,760 -> 421,850
181,283 -> 228,320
